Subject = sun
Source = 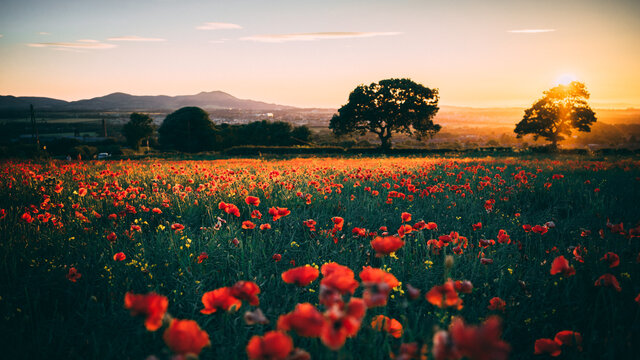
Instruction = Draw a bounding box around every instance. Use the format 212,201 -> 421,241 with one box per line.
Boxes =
555,73 -> 577,86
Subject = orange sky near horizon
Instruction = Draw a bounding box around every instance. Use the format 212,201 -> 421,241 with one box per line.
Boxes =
1,0 -> 639,109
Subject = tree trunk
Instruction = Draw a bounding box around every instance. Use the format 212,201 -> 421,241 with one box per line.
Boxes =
378,129 -> 392,152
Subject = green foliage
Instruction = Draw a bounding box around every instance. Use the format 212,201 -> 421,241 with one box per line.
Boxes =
218,120 -> 312,148
330,78 -> 440,150
158,107 -> 219,153
515,82 -> 597,147
122,113 -> 154,150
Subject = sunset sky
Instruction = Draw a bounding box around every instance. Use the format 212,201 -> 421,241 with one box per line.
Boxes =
1,0 -> 639,109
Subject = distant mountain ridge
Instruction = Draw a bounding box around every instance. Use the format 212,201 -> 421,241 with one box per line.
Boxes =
0,91 -> 296,112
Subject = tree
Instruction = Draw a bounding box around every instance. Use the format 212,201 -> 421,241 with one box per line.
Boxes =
158,107 -> 219,152
515,81 -> 597,148
122,112 -> 154,150
329,78 -> 440,150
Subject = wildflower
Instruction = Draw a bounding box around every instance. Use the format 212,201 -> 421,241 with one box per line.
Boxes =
594,273 -> 621,292
260,223 -> 271,230
360,266 -> 399,307
163,319 -> 210,356
269,207 -> 291,221
251,210 -> 263,219
600,252 -> 620,268
273,254 -> 282,262
245,196 -> 260,206
281,265 -> 320,287
401,212 -> 412,222
449,316 -> 510,360
277,303 -> 325,337
550,256 -> 575,276
425,280 -> 463,310
371,315 -> 403,338
371,236 -> 405,257
320,298 -> 366,350
197,252 -> 208,263
107,232 -> 117,243
242,220 -> 256,229
124,292 -> 168,331
488,297 -> 506,312
171,223 -> 185,233
231,281 -> 261,306
534,338 -> 561,356
554,331 -> 583,351
472,222 -> 482,231
113,252 -> 126,261
66,267 -> 81,282
200,287 -> 241,314
246,331 -> 293,360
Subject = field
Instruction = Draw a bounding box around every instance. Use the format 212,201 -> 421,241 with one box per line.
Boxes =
1,156 -> 639,359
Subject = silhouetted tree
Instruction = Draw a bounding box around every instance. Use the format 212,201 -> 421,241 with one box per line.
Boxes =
330,78 -> 440,150
122,112 -> 154,150
515,81 -> 597,148
158,107 -> 219,152
291,125 -> 311,145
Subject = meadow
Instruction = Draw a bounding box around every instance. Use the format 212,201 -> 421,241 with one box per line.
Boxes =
0,156 -> 638,359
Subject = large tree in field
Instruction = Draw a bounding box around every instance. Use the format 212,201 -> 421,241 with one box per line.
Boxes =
330,78 -> 440,150
122,112 -> 154,150
158,107 -> 219,152
515,81 -> 597,148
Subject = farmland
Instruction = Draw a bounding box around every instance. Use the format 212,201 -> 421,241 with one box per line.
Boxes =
0,156 -> 639,359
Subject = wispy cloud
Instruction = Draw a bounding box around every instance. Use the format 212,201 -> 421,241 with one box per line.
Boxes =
39,32 -> 50,35
197,22 -> 242,30
507,29 -> 556,33
0,34 -> 3,38
241,31 -> 402,43
107,35 -> 166,42
27,40 -> 116,50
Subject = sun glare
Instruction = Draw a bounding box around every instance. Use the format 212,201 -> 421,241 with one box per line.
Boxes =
555,73 -> 577,86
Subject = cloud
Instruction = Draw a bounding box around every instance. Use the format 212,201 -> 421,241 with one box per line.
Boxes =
107,35 -> 166,42
241,31 -> 402,43
0,34 -> 3,38
197,22 -> 242,30
27,40 -> 116,50
39,32 -> 50,35
507,29 -> 556,33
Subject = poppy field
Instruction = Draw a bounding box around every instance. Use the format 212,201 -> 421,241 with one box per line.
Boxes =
1,156 -> 639,359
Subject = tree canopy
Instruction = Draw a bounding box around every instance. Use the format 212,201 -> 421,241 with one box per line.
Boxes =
122,112 -> 154,150
329,78 -> 440,150
515,81 -> 597,148
158,107 -> 219,152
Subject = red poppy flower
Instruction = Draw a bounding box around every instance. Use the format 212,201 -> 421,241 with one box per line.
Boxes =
66,267 -> 82,282
401,212 -> 412,222
171,223 -> 185,233
281,265 -> 319,286
331,216 -> 344,231
371,236 -> 405,257
472,222 -> 482,231
371,315 -> 403,338
260,223 -> 271,230
231,281 -> 261,306
635,293 -> 640,304
21,212 -> 33,223
124,292 -> 168,331
320,298 -> 366,350
303,219 -> 316,231
398,224 -> 413,237
107,232 -> 117,243
550,256 -> 576,276
425,280 -> 463,310
242,220 -> 256,229
245,196 -> 260,206
532,225 -> 548,235
600,252 -> 620,268
197,252 -> 208,263
200,287 -> 241,314
78,188 -> 87,197
268,207 -> 291,221
113,252 -> 126,261
453,280 -> 473,294
522,224 -> 532,232
272,253 -> 282,262
554,331 -> 582,351
487,297 -> 506,312
534,338 -> 561,356
594,273 -> 621,292
426,222 -> 438,230
433,330 -> 459,360
246,331 -> 293,360
480,258 -> 493,265
448,316 -> 511,360
251,210 -> 263,219
277,303 -> 325,337
163,319 -> 210,356
359,266 -> 399,307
